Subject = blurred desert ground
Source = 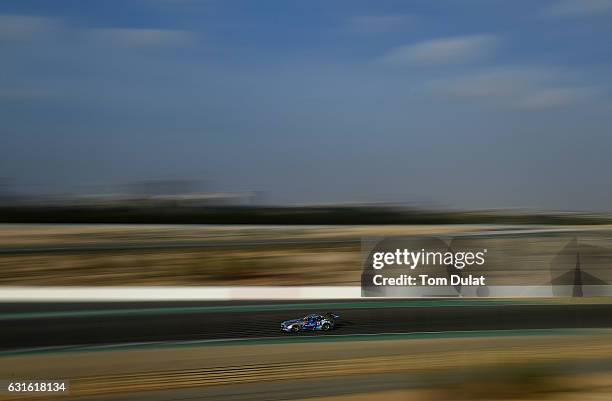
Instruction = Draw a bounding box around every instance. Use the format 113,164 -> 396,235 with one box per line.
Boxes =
3,332 -> 612,400
2,224 -> 612,285
0,223 -> 537,246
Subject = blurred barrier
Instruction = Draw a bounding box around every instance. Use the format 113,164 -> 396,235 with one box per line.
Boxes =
0,286 -> 362,301
0,286 -> 607,301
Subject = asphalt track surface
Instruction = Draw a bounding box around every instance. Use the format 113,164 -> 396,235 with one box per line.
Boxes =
2,300 -> 612,351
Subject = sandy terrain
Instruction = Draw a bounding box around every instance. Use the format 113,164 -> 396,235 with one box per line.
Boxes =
3,333 -> 612,400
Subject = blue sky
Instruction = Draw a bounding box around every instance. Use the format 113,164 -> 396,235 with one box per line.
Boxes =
1,0 -> 612,209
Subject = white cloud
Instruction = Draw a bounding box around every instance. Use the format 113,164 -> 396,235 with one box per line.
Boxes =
89,28 -> 195,48
380,34 -> 498,66
518,87 -> 597,109
430,67 -> 557,99
0,15 -> 58,40
544,0 -> 612,17
348,15 -> 414,33
429,66 -> 596,110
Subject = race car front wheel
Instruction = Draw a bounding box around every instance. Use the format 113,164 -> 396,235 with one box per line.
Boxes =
322,323 -> 331,331
291,325 -> 300,333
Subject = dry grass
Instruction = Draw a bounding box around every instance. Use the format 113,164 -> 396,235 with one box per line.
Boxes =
4,334 -> 612,400
0,246 -> 361,285
2,224 -> 612,285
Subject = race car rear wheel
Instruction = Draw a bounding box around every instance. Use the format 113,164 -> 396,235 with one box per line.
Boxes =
321,323 -> 331,331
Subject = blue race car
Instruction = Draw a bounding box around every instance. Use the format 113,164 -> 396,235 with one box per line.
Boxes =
281,312 -> 340,333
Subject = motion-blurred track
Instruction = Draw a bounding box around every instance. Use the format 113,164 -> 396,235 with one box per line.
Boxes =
1,300 -> 612,351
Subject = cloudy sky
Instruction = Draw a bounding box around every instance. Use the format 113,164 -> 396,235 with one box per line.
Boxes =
1,0 -> 612,209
